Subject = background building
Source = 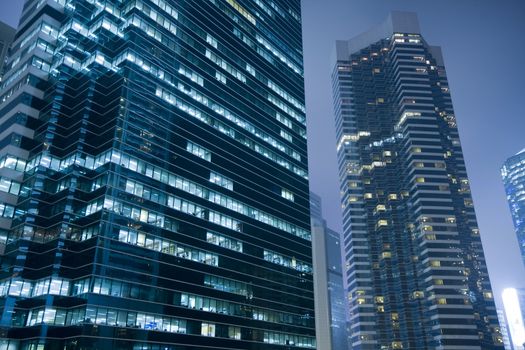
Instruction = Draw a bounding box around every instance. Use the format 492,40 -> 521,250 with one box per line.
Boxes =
310,192 -> 348,350
498,308 -> 513,350
0,0 -> 315,349
502,288 -> 525,350
0,21 -> 15,81
332,11 -> 503,349
502,150 -> 525,269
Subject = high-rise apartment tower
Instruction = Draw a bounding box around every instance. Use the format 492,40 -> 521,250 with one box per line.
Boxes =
0,0 -> 315,349
332,12 -> 502,349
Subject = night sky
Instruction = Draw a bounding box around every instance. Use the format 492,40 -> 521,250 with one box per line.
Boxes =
1,0 -> 524,308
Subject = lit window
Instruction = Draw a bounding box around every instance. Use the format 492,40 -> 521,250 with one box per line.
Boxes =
375,205 -> 386,212
206,232 -> 242,252
412,291 -> 424,299
209,171 -> 233,190
377,220 -> 388,227
201,322 -> 216,337
392,341 -> 403,349
281,188 -> 294,202
187,141 -> 211,161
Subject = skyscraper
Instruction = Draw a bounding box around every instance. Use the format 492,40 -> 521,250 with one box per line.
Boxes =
310,192 -> 348,350
501,150 -> 525,268
331,11 -> 502,349
0,1 -> 315,349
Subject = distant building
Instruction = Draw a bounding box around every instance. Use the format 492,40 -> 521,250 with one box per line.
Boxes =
498,308 -> 513,350
331,11 -> 503,349
502,288 -> 525,350
0,21 -> 15,80
502,150 -> 525,268
311,192 -> 348,350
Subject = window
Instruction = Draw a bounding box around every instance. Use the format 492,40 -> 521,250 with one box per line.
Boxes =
229,326 -> 241,339
412,291 -> 424,299
201,322 -> 216,337
281,188 -> 294,202
377,220 -> 388,227
263,249 -> 312,273
206,231 -> 243,252
187,141 -> 211,161
204,275 -> 249,296
215,71 -> 227,84
209,171 -> 233,190
375,205 -> 386,212
280,130 -> 293,142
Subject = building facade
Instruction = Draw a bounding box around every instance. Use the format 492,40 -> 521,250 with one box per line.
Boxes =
331,12 -> 503,349
502,150 -> 525,269
310,192 -> 348,350
0,0 -> 315,349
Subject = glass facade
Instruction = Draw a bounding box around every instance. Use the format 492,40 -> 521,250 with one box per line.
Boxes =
332,12 -> 503,349
502,150 -> 525,269
0,0 -> 315,349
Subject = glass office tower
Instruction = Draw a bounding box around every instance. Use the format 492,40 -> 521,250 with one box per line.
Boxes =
331,12 -> 502,349
0,0 -> 315,349
502,149 -> 525,269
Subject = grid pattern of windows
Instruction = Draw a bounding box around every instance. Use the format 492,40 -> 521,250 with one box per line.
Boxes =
0,0 -> 314,348
333,13 -> 502,349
